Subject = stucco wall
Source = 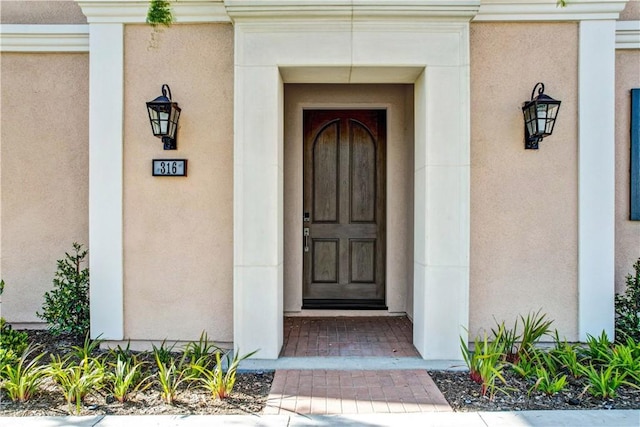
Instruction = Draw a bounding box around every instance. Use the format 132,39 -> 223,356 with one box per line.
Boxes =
0,52 -> 89,324
0,0 -> 87,24
469,22 -> 579,340
283,84 -> 414,315
620,0 -> 640,20
123,24 -> 234,343
615,49 -> 640,292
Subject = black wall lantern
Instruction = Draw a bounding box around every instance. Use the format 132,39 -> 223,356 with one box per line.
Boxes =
146,84 -> 181,150
522,82 -> 561,149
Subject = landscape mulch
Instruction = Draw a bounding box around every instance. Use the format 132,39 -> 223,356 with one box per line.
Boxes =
1,330 -> 639,416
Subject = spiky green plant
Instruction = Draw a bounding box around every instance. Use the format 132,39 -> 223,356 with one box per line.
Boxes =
106,356 -> 151,403
461,327 -> 508,400
49,354 -> 106,414
580,364 -> 629,399
152,339 -> 176,365
192,349 -> 258,400
581,331 -> 613,364
181,331 -> 219,378
1,345 -> 49,402
154,353 -> 188,404
518,310 -> 553,358
530,366 -> 567,396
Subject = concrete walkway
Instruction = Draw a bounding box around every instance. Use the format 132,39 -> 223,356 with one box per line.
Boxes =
1,411 -> 639,426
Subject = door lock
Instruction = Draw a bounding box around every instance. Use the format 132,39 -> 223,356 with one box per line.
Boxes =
303,227 -> 310,252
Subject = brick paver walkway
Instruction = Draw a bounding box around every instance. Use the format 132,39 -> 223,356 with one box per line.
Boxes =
265,317 -> 451,415
281,316 -> 419,357
264,369 -> 452,415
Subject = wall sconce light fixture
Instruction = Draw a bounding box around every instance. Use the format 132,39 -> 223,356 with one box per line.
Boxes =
146,84 -> 181,150
522,82 -> 561,149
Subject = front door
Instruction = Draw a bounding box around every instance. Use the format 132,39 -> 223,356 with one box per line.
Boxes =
303,110 -> 386,309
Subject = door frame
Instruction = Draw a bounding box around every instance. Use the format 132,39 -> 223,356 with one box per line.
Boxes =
232,14 -> 473,361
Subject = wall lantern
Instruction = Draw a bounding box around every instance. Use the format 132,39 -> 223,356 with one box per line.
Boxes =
146,84 -> 181,150
522,82 -> 561,149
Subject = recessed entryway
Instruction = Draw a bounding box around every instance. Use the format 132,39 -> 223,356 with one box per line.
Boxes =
302,110 -> 387,309
284,84 -> 415,317
233,12 -> 472,359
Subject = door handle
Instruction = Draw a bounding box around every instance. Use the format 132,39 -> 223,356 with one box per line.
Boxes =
303,228 -> 310,252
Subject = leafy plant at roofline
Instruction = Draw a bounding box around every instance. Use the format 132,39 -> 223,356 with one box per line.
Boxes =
615,258 -> 640,343
37,243 -> 90,339
147,0 -> 174,27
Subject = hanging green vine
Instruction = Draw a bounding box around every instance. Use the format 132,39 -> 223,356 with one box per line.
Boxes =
147,0 -> 174,27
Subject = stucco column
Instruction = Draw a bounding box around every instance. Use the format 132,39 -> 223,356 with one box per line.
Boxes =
88,22 -> 124,340
413,63 -> 471,360
578,20 -> 616,340
233,66 -> 284,359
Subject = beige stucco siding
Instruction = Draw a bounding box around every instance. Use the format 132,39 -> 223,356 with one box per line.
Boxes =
0,52 -> 89,324
469,22 -> 579,340
615,49 -> 640,292
620,0 -> 640,20
123,24 -> 234,343
0,0 -> 87,24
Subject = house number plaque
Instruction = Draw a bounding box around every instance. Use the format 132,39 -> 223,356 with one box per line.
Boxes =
153,159 -> 187,177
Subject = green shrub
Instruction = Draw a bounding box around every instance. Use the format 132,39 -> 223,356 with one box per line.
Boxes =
0,280 -> 29,374
615,258 -> 640,343
0,318 -> 28,358
37,243 -> 90,338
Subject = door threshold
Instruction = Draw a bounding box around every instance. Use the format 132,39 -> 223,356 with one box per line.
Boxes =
302,299 -> 387,310
287,309 -> 406,317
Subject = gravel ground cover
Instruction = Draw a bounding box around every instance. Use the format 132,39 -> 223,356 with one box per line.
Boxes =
430,369 -> 640,412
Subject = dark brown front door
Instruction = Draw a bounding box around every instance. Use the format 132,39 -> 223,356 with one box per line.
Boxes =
303,110 -> 386,309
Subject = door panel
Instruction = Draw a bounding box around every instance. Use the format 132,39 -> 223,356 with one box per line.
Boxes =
303,110 -> 386,309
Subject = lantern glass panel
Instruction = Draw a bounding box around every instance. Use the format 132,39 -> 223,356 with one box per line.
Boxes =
536,103 -> 547,136
159,111 -> 169,134
524,104 -> 537,136
545,103 -> 560,134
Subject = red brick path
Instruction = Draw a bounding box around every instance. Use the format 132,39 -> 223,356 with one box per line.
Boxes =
280,316 -> 419,357
264,369 -> 452,415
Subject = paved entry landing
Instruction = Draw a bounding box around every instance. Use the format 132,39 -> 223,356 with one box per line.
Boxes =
264,369 -> 451,415
280,316 -> 419,357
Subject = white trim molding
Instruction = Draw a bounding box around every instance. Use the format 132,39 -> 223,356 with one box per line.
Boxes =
76,0 -> 229,24
578,20 -> 616,341
0,25 -> 89,52
616,21 -> 640,49
225,0 -> 481,21
474,0 -> 628,21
